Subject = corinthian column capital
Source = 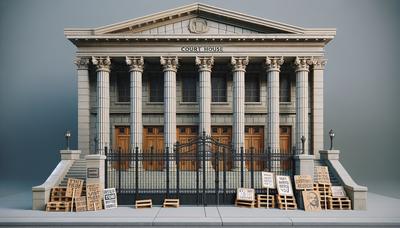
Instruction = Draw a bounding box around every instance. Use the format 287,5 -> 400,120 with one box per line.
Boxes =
74,57 -> 90,70
91,56 -> 111,72
265,56 -> 284,72
160,56 -> 179,72
231,56 -> 249,72
312,58 -> 328,70
126,56 -> 144,72
294,56 -> 313,72
195,56 -> 214,72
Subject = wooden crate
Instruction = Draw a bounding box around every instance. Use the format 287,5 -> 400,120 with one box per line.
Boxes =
135,199 -> 152,209
163,199 -> 179,208
46,202 -> 71,212
276,195 -> 297,210
256,194 -> 275,208
50,187 -> 71,202
235,199 -> 255,208
330,197 -> 351,210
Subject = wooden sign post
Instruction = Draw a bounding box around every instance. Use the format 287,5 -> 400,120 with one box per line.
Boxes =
276,175 -> 294,210
315,166 -> 331,210
66,178 -> 83,212
261,172 -> 275,209
86,183 -> 102,211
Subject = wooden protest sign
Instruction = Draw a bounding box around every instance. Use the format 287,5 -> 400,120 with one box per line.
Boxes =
276,175 -> 294,196
315,166 -> 331,184
66,178 -> 84,198
294,175 -> 313,190
331,186 -> 347,197
75,196 -> 87,212
103,188 -> 118,210
261,172 -> 275,189
86,183 -> 102,211
236,188 -> 255,202
302,190 -> 321,212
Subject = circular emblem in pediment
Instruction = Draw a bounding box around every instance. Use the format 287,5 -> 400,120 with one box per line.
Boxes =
189,18 -> 209,34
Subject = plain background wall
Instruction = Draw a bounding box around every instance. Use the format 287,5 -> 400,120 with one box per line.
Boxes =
0,0 -> 399,198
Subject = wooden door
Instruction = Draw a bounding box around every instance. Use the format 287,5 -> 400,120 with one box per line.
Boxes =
279,126 -> 292,170
176,126 -> 198,171
143,126 -> 164,171
245,126 -> 264,171
114,126 -> 130,170
211,126 -> 232,170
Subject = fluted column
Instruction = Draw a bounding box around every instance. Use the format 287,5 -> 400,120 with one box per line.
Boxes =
196,56 -> 214,136
312,58 -> 327,159
294,57 -> 312,154
75,57 -> 90,156
126,57 -> 144,153
231,56 -> 248,169
266,57 -> 284,153
160,56 -> 178,157
92,56 -> 111,154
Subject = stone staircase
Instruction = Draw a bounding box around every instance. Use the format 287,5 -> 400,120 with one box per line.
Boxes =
314,159 -> 341,186
59,159 -> 86,186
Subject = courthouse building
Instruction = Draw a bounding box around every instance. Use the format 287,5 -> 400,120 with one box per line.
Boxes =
67,3 -> 332,158
32,3 -> 368,210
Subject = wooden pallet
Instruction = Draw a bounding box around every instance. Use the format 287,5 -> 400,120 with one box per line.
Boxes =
330,197 -> 351,210
313,183 -> 332,196
135,199 -> 152,209
50,187 -> 71,202
256,194 -> 275,208
276,195 -> 297,210
320,195 -> 332,210
46,202 -> 71,212
235,199 -> 255,208
163,199 -> 179,208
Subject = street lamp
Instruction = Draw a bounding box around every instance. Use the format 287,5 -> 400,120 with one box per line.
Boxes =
65,130 -> 71,150
301,135 -> 306,154
329,129 -> 335,150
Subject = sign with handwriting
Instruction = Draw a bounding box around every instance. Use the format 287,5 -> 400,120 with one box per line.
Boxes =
86,183 -> 102,211
331,186 -> 347,197
276,175 -> 294,196
294,175 -> 314,190
315,166 -> 331,184
66,178 -> 83,198
75,196 -> 87,212
103,188 -> 117,210
261,172 -> 275,189
236,188 -> 255,201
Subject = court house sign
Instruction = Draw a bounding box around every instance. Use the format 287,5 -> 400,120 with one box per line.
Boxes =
180,46 -> 223,53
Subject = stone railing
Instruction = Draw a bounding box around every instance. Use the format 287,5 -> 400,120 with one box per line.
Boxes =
32,150 -> 81,210
320,150 -> 368,210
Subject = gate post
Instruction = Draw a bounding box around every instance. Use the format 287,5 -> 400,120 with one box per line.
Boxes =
223,147 -> 227,204
196,141 -> 200,206
250,147 -> 254,189
240,147 -> 244,188
166,146 -> 170,198
215,147 -> 220,206
85,148 -> 106,191
175,143 -> 180,199
202,133 -> 206,206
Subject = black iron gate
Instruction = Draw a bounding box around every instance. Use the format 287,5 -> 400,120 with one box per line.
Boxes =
105,132 -> 294,205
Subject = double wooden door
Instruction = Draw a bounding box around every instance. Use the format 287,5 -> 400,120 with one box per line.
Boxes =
142,126 -> 164,171
245,126 -> 264,171
114,126 -> 130,170
211,126 -> 232,170
176,126 -> 198,171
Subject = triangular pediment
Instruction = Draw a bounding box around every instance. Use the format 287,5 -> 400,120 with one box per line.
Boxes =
94,3 -> 304,35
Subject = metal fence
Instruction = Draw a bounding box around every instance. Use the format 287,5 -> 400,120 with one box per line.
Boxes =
105,134 -> 294,205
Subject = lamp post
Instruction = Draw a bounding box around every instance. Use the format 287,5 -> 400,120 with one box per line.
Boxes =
329,129 -> 335,150
65,130 -> 71,150
301,135 -> 306,154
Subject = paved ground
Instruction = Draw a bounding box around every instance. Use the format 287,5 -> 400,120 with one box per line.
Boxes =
0,190 -> 399,227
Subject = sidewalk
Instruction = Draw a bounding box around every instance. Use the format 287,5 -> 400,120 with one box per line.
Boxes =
0,191 -> 399,227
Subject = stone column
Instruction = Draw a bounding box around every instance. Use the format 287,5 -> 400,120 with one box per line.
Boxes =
294,57 -> 312,154
126,57 -> 144,151
92,56 -> 111,154
231,56 -> 248,169
196,56 -> 214,136
312,58 -> 327,159
266,57 -> 284,152
75,57 -> 90,157
160,56 -> 178,160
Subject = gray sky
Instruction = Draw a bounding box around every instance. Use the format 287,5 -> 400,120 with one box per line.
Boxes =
0,0 -> 399,198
